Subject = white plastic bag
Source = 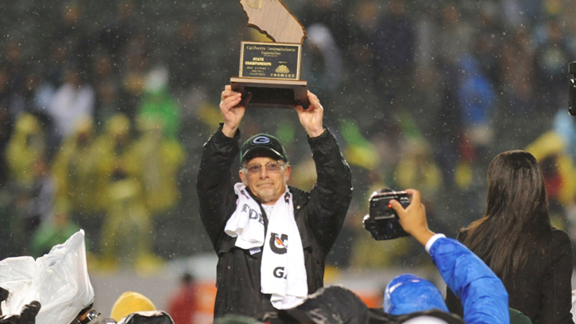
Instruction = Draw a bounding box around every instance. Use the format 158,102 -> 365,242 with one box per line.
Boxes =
0,230 -> 95,324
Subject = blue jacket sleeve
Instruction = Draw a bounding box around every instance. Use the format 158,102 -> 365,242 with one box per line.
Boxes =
429,237 -> 509,324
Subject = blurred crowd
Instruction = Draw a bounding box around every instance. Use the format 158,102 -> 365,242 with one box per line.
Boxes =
1,0 -> 576,272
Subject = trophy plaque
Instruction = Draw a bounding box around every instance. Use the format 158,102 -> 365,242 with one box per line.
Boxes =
231,0 -> 309,109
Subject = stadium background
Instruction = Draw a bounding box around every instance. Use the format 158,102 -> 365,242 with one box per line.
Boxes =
1,0 -> 576,321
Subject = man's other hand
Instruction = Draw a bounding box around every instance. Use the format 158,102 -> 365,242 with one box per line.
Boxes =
294,91 -> 324,138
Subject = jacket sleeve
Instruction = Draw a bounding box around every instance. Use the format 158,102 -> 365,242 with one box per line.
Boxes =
539,229 -> 574,324
429,237 -> 509,324
196,125 -> 240,250
306,128 -> 352,252
445,231 -> 465,316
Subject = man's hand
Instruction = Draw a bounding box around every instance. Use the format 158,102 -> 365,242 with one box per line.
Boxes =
389,189 -> 435,247
294,91 -> 325,138
220,85 -> 251,137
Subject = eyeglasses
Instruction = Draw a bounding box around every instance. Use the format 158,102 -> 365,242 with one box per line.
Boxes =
244,162 -> 284,174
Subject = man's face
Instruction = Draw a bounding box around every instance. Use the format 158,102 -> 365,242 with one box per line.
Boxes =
239,156 -> 291,205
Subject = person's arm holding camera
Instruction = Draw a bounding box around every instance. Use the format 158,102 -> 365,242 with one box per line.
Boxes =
390,189 -> 510,324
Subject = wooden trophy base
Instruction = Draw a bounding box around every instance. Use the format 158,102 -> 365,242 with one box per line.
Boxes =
230,77 -> 309,109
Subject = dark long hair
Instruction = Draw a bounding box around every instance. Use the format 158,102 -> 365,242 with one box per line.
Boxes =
461,150 -> 552,282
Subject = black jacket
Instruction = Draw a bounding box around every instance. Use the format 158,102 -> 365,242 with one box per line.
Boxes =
446,228 -> 573,324
196,126 -> 352,320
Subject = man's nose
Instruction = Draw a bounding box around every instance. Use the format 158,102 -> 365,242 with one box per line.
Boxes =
259,167 -> 269,178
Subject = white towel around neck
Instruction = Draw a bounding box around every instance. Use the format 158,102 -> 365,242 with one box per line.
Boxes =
224,183 -> 307,309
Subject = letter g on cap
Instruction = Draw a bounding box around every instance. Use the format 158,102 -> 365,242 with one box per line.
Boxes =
253,135 -> 271,144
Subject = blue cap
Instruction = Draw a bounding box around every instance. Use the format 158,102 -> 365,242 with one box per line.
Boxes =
383,274 -> 449,315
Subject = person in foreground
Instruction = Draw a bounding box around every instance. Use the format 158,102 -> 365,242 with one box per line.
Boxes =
279,189 -> 509,324
196,85 -> 352,319
445,150 -> 574,324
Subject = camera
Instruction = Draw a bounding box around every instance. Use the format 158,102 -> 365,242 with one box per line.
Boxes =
570,61 -> 576,116
363,188 -> 410,240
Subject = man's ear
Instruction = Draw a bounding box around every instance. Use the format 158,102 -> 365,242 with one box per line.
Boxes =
284,165 -> 292,182
239,170 -> 248,186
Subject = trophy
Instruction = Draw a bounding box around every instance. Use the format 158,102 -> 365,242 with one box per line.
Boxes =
231,0 -> 309,109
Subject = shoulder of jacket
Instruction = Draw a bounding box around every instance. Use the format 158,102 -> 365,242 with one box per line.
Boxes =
551,228 -> 571,246
289,186 -> 310,210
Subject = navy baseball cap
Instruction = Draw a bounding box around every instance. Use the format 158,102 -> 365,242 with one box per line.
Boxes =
240,133 -> 288,163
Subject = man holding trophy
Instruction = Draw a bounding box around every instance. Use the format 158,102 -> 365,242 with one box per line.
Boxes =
196,85 -> 352,319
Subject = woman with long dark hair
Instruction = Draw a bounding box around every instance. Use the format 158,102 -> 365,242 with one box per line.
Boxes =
445,150 -> 573,323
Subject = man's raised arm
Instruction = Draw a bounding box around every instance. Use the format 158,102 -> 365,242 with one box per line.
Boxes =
196,86 -> 251,248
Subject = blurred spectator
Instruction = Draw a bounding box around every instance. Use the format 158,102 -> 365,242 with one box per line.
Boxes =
2,41 -> 27,116
99,176 -> 159,272
12,70 -> 51,118
472,2 -> 505,87
98,0 -> 141,62
169,19 -> 202,94
133,115 -> 185,216
502,0 -> 544,29
301,23 -> 343,100
5,151 -> 55,255
52,117 -> 106,251
47,66 -> 95,142
300,0 -> 351,50
435,4 -> 473,68
96,114 -> 161,271
0,70 -> 13,188
131,115 -> 185,256
166,273 -> 198,324
15,68 -> 60,157
51,2 -> 92,72
553,108 -> 576,163
344,0 -> 380,107
95,114 -> 136,187
533,18 -> 574,115
457,54 -> 496,152
429,63 -> 462,188
395,138 -> 443,199
138,66 -> 181,139
21,156 -> 56,247
492,28 -> 539,153
91,51 -> 123,126
119,33 -> 150,120
526,131 -> 576,227
339,119 -> 380,172
5,113 -> 46,189
371,0 -> 415,107
42,42 -> 69,88
29,198 -> 80,257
